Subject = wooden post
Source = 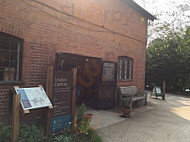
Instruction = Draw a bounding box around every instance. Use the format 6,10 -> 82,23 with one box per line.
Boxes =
45,66 -> 54,135
163,80 -> 166,100
72,68 -> 77,131
12,94 -> 21,142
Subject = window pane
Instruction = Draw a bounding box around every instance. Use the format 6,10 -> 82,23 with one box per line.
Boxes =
11,39 -> 19,51
129,60 -> 132,79
119,59 -> 122,80
0,50 -> 9,61
0,38 -> 9,50
118,57 -> 133,80
0,71 -> 3,80
0,32 -> 22,82
3,68 -> 15,81
10,51 -> 18,61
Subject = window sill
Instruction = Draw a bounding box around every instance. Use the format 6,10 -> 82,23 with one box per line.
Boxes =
118,79 -> 133,82
0,81 -> 25,85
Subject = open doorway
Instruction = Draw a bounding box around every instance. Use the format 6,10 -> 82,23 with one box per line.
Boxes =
55,53 -> 102,109
55,52 -> 117,110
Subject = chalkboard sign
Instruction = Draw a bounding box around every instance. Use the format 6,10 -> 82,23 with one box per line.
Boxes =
51,71 -> 72,132
15,87 -> 52,111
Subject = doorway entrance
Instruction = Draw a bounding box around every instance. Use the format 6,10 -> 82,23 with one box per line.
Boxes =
55,53 -> 116,110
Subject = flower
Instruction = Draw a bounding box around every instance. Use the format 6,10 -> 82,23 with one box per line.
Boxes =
80,113 -> 93,119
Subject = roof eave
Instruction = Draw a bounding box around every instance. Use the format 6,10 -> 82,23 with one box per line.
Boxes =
122,0 -> 156,21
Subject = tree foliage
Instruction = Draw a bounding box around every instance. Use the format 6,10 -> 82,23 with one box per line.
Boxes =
146,27 -> 190,91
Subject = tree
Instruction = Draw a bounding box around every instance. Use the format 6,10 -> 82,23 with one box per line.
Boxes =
146,27 -> 190,91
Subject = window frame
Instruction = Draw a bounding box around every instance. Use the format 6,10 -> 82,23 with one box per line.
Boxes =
0,32 -> 23,83
117,56 -> 133,81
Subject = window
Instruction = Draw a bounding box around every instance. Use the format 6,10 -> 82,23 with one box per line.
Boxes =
118,56 -> 133,80
0,32 -> 23,82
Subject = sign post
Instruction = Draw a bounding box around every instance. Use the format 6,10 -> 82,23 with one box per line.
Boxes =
12,85 -> 53,141
46,66 -> 54,135
12,93 -> 21,142
72,68 -> 77,131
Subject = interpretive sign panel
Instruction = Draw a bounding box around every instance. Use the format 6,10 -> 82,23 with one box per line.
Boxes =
15,87 -> 52,110
51,71 -> 72,132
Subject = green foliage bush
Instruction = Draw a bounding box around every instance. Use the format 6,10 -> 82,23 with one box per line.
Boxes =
0,124 -> 12,142
54,134 -> 73,142
0,104 -> 102,142
18,124 -> 52,142
0,123 -> 102,142
73,128 -> 102,142
0,123 -> 52,142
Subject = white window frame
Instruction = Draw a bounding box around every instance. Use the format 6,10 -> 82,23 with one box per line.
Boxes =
118,56 -> 133,81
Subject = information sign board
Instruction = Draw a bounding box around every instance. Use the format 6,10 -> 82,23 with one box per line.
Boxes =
15,87 -> 52,110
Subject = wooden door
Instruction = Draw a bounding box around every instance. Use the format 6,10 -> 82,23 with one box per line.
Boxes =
97,61 -> 117,110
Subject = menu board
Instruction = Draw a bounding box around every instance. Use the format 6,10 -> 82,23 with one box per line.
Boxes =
15,87 -> 52,110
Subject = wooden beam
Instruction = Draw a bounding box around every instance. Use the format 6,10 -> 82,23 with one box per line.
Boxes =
38,85 -> 43,88
45,66 -> 54,136
163,80 -> 166,100
72,68 -> 77,131
12,94 -> 21,142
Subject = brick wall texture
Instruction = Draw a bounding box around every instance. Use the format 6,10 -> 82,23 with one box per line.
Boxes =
0,0 -> 148,122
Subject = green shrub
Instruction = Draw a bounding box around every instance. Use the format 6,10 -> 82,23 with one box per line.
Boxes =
54,126 -> 74,142
74,129 -> 102,142
0,124 -> 53,142
74,103 -> 102,142
18,124 -> 52,142
54,134 -> 73,142
0,124 -> 12,142
0,122 -> 102,142
76,103 -> 92,136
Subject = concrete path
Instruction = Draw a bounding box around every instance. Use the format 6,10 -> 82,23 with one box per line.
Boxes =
96,93 -> 190,142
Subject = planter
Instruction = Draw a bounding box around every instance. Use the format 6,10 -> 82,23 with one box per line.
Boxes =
121,108 -> 132,118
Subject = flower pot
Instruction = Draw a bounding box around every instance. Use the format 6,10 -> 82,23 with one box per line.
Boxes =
121,108 -> 132,118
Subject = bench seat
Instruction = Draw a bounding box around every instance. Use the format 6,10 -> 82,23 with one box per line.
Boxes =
117,86 -> 147,109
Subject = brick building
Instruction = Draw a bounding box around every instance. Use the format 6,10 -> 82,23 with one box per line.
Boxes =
0,0 -> 155,123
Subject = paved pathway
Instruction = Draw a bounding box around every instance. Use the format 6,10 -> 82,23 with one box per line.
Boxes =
97,93 -> 190,142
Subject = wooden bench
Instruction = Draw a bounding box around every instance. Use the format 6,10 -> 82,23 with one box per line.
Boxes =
118,86 -> 147,109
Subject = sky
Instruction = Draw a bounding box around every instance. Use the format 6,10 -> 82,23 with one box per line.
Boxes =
134,0 -> 190,15
133,0 -> 190,42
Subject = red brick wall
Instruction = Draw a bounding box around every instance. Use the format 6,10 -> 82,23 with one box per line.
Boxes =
0,0 -> 148,122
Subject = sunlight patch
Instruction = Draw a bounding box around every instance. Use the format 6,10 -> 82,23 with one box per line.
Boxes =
171,106 -> 190,121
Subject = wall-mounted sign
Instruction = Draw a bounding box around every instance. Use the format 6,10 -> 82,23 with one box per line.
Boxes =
15,87 -> 52,110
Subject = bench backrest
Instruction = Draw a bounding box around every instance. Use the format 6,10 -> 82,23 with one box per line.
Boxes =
118,86 -> 138,96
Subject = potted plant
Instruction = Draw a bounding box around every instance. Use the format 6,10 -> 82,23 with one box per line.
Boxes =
121,98 -> 132,118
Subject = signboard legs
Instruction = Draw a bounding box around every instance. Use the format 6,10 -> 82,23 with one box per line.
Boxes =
46,66 -> 54,135
72,68 -> 77,131
12,94 -> 21,142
